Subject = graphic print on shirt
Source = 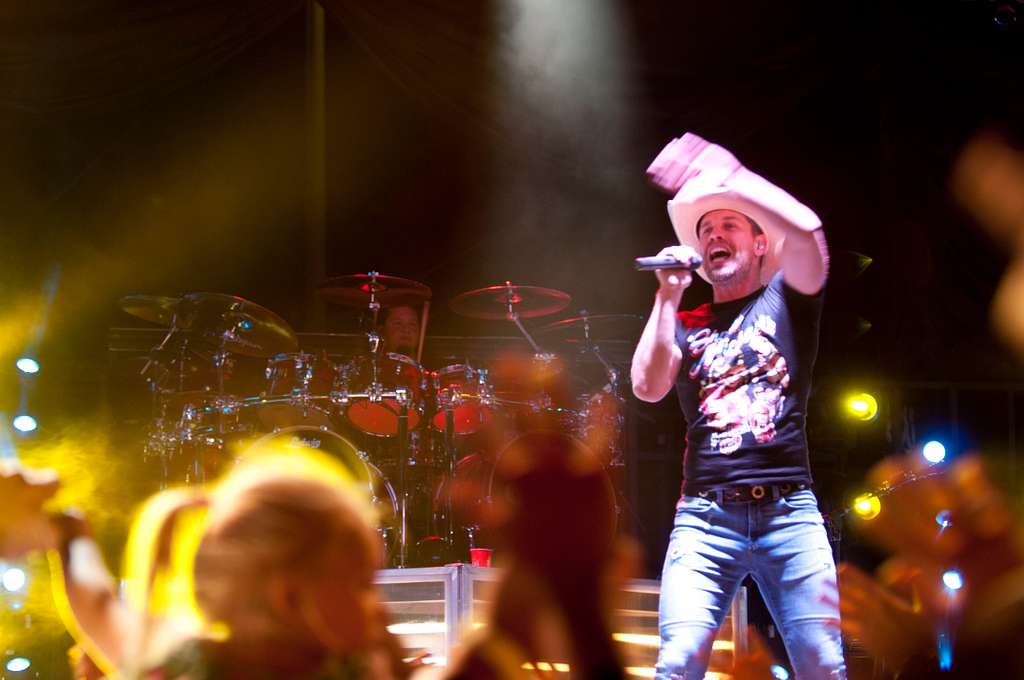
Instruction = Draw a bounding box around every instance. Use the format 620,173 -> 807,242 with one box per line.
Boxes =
686,312 -> 790,454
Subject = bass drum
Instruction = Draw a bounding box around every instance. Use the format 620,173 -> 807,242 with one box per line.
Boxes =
427,451 -> 496,563
248,427 -> 398,550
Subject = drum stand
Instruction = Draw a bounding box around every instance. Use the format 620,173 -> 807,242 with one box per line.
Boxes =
335,337 -> 417,566
442,400 -> 458,553
141,327 -> 181,486
338,273 -> 417,567
396,401 -> 410,567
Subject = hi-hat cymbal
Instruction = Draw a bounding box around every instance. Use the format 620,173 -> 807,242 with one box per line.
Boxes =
119,295 -> 181,326
316,272 -> 432,307
450,283 -> 571,320
174,293 -> 298,357
539,313 -> 645,341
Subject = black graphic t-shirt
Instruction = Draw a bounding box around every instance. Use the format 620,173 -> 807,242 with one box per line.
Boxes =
674,271 -> 823,493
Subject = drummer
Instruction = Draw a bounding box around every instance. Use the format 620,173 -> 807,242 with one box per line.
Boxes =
381,304 -> 420,359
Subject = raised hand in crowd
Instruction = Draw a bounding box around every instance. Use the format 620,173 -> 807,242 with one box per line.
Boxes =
841,451 -> 1024,677
445,431 -> 633,680
68,644 -> 106,680
830,561 -> 933,672
858,453 -> 1023,617
0,448 -> 414,680
0,462 -> 60,559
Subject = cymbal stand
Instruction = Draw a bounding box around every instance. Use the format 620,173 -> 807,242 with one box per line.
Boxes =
502,282 -> 566,419
367,270 -> 382,326
140,325 -> 178,387
502,280 -> 544,354
578,311 -> 619,392
204,330 -> 234,485
575,311 -> 627,469
141,327 -> 181,477
140,329 -> 177,438
213,316 -> 250,401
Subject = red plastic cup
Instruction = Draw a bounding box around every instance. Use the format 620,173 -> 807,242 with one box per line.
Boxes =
469,548 -> 493,568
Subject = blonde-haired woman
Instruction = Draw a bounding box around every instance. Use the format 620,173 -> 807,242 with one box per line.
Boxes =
1,440 -> 408,680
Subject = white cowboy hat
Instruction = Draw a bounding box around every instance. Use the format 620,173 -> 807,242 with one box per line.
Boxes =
667,176 -> 820,285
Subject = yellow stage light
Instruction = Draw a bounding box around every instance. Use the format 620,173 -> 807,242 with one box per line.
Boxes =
852,492 -> 881,520
844,392 -> 878,421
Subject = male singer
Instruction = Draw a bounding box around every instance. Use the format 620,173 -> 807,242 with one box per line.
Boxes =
631,133 -> 845,679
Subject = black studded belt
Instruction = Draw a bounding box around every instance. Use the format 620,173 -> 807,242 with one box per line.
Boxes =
693,481 -> 809,504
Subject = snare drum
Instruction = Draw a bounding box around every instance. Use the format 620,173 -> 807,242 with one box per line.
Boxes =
341,353 -> 424,436
431,363 -> 494,435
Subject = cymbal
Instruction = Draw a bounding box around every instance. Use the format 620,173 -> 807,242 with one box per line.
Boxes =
119,295 -> 180,326
174,293 -> 299,357
450,283 -> 571,320
316,273 -> 432,307
538,313 -> 644,341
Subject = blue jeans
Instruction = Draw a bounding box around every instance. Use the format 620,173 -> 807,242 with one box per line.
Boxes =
656,489 -> 846,679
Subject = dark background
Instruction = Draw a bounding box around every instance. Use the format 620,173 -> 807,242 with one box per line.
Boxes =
1,0 -> 1023,675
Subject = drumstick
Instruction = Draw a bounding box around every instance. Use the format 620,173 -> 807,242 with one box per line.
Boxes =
417,300 -> 430,364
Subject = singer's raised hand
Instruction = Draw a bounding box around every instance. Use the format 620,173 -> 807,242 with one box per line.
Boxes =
646,132 -> 742,195
653,245 -> 698,297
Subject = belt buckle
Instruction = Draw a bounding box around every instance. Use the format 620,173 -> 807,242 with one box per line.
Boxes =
750,484 -> 766,500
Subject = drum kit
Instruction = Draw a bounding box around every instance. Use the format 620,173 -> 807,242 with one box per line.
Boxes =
125,273 -> 640,567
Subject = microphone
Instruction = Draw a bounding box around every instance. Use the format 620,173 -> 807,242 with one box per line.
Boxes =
634,253 -> 703,271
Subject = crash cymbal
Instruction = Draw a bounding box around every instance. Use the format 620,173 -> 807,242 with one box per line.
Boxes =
450,282 -> 571,320
316,272 -> 432,307
119,295 -> 181,326
539,313 -> 644,341
174,292 -> 298,357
